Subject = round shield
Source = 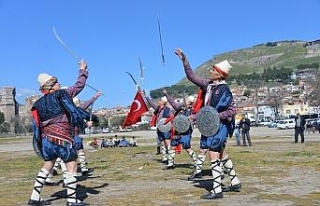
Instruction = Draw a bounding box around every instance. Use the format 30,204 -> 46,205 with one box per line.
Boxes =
173,115 -> 191,133
157,118 -> 172,133
196,106 -> 220,136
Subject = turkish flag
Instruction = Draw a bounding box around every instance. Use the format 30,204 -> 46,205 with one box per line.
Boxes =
122,91 -> 149,127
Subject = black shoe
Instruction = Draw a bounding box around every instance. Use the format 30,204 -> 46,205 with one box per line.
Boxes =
66,202 -> 90,206
222,183 -> 241,192
28,199 -> 51,205
162,165 -> 175,170
200,192 -> 223,199
188,172 -> 202,180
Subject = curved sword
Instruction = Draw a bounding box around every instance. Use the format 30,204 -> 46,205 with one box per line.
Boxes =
125,71 -> 140,91
52,26 -> 80,62
53,26 -> 105,97
138,57 -> 144,87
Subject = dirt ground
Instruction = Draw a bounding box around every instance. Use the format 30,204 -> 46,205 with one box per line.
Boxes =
2,127 -> 320,205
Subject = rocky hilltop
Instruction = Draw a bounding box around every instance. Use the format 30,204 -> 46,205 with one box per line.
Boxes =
177,40 -> 320,86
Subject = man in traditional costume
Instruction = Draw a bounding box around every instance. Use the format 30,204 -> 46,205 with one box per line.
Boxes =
175,48 -> 241,199
28,60 -> 90,206
145,93 -> 174,164
161,88 -> 197,170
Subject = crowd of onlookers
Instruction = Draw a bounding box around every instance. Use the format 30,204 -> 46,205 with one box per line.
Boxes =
88,134 -> 138,149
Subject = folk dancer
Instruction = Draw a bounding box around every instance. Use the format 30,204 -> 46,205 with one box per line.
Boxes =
28,60 -> 90,206
51,92 -> 102,177
175,48 -> 241,199
144,92 -> 174,164
161,88 -> 197,170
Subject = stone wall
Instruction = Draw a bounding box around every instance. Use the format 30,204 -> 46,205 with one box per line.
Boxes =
0,87 -> 18,133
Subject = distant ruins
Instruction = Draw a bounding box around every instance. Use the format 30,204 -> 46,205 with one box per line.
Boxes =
0,87 -> 19,133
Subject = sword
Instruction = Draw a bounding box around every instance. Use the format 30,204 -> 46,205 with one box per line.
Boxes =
157,14 -> 165,66
125,71 -> 140,91
88,102 -> 94,139
85,83 -> 105,97
53,26 -> 105,97
52,26 -> 80,62
138,57 -> 144,87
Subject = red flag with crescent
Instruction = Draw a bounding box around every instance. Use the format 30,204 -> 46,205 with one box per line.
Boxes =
122,91 -> 149,127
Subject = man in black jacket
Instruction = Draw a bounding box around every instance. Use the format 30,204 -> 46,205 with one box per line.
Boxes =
239,114 -> 252,146
295,113 -> 306,143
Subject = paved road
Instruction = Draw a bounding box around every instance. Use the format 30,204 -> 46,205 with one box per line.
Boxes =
0,127 -> 319,153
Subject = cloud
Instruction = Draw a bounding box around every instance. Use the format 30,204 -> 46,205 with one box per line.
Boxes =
15,88 -> 39,103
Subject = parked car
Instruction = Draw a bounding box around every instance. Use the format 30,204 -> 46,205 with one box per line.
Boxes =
277,119 -> 295,129
268,120 -> 280,128
258,120 -> 273,126
250,121 -> 259,127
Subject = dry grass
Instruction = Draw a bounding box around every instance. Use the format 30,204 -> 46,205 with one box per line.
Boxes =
1,137 -> 320,206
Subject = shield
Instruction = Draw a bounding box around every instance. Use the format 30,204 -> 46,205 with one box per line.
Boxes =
173,115 -> 191,133
157,118 -> 172,133
196,106 -> 220,136
32,135 -> 43,158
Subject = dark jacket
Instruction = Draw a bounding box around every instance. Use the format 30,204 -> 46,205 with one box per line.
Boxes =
239,118 -> 251,131
295,116 -> 306,130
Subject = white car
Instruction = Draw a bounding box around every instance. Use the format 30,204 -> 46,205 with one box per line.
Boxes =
277,119 -> 295,129
258,120 -> 273,126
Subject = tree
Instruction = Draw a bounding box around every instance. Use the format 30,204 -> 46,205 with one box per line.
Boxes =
0,122 -> 11,134
110,116 -> 126,129
98,117 -> 109,129
0,112 -> 4,125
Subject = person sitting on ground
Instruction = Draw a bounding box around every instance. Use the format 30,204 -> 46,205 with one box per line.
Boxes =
106,137 -> 114,147
113,134 -> 120,147
100,137 -> 107,148
119,136 -> 129,147
129,136 -> 138,147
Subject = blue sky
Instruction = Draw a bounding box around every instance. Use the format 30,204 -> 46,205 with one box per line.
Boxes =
1,0 -> 320,109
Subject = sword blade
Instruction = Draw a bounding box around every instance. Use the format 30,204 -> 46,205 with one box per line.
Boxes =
52,26 -> 80,62
85,83 -> 105,97
157,15 -> 165,66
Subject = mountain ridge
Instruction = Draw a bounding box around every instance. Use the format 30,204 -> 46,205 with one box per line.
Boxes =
175,40 -> 320,86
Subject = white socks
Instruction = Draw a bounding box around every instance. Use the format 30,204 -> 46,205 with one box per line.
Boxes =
210,160 -> 222,194
30,168 -> 50,201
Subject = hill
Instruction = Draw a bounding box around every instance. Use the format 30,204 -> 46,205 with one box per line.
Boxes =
175,40 -> 320,86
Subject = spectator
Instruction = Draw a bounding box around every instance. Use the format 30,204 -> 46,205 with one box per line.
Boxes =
113,135 -> 120,147
119,136 -> 129,147
100,137 -> 107,148
306,121 -> 313,134
234,122 -> 241,146
294,113 -> 306,143
239,114 -> 252,146
106,137 -> 115,147
129,136 -> 138,147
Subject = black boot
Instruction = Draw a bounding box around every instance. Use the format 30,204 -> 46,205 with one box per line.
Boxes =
156,146 -> 161,155
200,192 -> 223,199
222,183 -> 241,192
28,199 -> 51,205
